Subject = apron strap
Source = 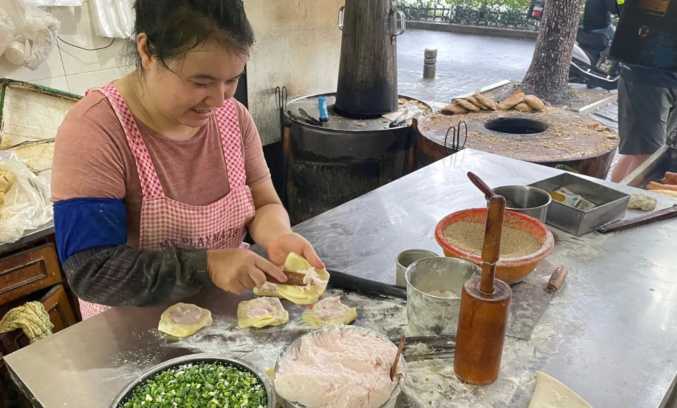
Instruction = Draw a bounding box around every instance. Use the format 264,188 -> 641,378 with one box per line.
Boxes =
214,100 -> 247,189
96,84 -> 166,199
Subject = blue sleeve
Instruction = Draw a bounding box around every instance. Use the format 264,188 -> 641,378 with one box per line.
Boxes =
53,198 -> 128,263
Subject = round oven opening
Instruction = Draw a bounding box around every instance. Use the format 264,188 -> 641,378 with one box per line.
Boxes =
485,118 -> 549,135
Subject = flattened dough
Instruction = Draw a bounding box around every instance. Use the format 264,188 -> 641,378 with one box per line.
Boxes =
158,303 -> 212,338
302,296 -> 357,327
237,297 -> 289,329
253,253 -> 330,305
529,371 -> 591,408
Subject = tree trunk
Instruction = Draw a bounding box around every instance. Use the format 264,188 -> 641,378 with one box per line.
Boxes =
522,0 -> 582,103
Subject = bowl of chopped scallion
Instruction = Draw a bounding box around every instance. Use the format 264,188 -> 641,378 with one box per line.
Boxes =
111,353 -> 275,408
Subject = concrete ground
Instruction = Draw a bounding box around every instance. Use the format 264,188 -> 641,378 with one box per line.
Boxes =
397,28 -> 536,104
397,27 -> 620,134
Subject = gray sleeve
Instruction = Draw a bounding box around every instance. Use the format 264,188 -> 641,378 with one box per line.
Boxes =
62,246 -> 213,306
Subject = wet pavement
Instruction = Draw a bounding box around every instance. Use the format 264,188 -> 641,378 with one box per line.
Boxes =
397,28 -> 536,103
397,28 -> 619,133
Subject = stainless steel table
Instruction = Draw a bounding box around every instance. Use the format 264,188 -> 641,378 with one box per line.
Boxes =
6,149 -> 677,407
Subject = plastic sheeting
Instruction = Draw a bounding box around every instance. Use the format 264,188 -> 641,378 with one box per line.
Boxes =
0,0 -> 60,69
89,0 -> 133,39
0,152 -> 52,244
24,0 -> 82,5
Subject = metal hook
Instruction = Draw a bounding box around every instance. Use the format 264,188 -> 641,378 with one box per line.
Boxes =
456,120 -> 468,149
275,86 -> 288,111
443,120 -> 468,153
443,125 -> 456,150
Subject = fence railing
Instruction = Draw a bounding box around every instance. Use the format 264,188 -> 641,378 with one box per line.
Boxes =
397,3 -> 540,31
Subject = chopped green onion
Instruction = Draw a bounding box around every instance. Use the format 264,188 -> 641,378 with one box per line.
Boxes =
120,362 -> 267,408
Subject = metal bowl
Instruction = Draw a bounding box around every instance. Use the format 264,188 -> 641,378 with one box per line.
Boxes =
405,257 -> 480,336
274,326 -> 405,408
111,353 -> 276,408
493,185 -> 552,223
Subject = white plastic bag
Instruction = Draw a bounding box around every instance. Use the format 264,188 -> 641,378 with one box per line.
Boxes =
0,8 -> 16,56
0,152 -> 52,244
24,0 -> 82,5
0,0 -> 60,69
89,0 -> 134,39
20,4 -> 59,69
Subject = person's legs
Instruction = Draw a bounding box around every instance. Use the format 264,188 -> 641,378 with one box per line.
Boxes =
610,73 -> 672,182
666,87 -> 677,147
610,154 -> 650,182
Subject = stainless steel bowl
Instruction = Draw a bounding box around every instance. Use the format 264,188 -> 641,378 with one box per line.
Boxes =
493,185 -> 552,223
274,326 -> 404,408
111,353 -> 276,408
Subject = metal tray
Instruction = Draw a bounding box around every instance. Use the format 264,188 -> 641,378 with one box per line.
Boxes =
110,353 -> 276,408
530,173 -> 629,236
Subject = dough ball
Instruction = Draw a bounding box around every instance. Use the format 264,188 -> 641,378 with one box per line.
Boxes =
158,303 -> 212,338
628,193 -> 657,212
302,296 -> 357,327
237,297 -> 289,329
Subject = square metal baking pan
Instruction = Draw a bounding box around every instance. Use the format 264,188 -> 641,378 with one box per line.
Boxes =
530,173 -> 629,236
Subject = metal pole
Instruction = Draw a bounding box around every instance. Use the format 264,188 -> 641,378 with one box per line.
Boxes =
423,48 -> 437,79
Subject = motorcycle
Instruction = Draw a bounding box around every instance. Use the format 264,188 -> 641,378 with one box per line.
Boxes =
528,0 -> 620,90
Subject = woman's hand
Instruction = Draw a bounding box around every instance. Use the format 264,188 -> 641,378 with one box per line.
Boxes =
266,232 -> 324,270
206,248 -> 287,294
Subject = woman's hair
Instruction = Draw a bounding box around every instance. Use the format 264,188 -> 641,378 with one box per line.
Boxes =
133,0 -> 255,67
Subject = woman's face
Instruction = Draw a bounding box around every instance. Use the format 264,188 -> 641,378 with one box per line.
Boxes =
139,37 -> 248,128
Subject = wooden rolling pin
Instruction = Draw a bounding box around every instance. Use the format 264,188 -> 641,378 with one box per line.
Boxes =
455,173 -> 512,385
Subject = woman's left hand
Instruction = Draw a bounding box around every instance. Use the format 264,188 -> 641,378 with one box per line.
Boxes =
266,232 -> 325,270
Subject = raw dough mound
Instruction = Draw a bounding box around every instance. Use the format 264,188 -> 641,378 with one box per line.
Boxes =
275,327 -> 401,408
158,303 -> 212,338
628,193 -> 657,212
237,297 -> 289,329
302,296 -> 357,327
529,371 -> 591,408
253,253 -> 330,305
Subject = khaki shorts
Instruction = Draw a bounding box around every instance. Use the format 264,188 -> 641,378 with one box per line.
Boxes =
618,75 -> 677,155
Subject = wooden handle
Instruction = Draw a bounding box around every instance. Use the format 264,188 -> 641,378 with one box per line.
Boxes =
467,171 -> 495,200
480,196 -> 506,295
390,335 -> 405,381
598,204 -> 677,233
546,266 -> 567,293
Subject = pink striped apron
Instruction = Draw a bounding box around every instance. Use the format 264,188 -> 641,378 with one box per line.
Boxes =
78,84 -> 255,320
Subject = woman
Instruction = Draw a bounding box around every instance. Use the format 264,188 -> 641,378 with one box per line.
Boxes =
52,0 -> 323,319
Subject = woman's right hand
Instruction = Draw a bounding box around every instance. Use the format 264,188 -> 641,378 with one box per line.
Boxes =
206,248 -> 287,294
